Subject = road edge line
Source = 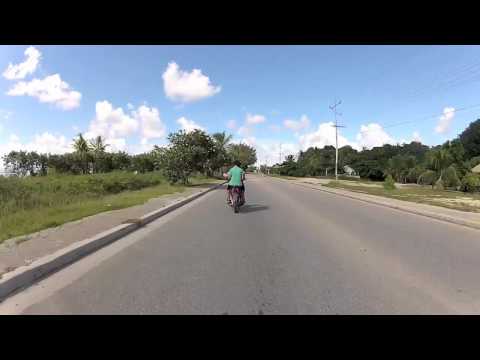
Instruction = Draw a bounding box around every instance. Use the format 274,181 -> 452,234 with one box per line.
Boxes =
0,181 -> 226,301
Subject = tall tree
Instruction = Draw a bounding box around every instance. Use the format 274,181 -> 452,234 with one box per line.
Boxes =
227,143 -> 257,169
73,133 -> 91,174
429,148 -> 453,181
154,130 -> 216,184
89,136 -> 108,173
459,119 -> 480,159
211,132 -> 233,174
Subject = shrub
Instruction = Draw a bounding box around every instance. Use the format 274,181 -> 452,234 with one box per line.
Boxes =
443,165 -> 461,189
406,166 -> 424,183
0,171 -> 166,218
383,174 -> 396,190
461,173 -> 480,193
418,170 -> 437,187
434,178 -> 445,190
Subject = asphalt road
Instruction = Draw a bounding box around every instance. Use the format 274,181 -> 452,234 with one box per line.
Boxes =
3,174 -> 480,314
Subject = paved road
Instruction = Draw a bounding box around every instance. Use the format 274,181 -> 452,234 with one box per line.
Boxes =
2,175 -> 480,314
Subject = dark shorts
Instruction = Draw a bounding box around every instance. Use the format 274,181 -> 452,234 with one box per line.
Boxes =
227,184 -> 245,191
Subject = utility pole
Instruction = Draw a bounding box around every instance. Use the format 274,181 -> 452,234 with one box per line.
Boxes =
329,99 -> 345,181
279,143 -> 282,164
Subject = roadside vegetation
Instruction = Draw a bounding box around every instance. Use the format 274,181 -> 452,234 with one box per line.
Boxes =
1,129 -> 258,242
324,180 -> 480,213
0,172 -> 220,243
267,118 -> 480,194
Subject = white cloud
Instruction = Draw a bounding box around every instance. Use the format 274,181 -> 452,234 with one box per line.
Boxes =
356,123 -> 395,149
2,46 -> 41,80
253,140 -> 299,166
29,132 -> 73,154
132,105 -> 166,143
127,103 -> 134,110
246,113 -> 266,125
177,116 -> 205,133
162,62 -> 221,103
237,126 -> 253,137
104,138 -> 127,152
7,74 -> 82,110
299,122 -> 356,150
412,131 -> 422,143
284,115 -> 310,132
84,101 -> 139,152
435,107 -> 455,134
227,119 -> 237,130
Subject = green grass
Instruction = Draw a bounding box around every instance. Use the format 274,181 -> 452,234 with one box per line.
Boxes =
324,181 -> 480,213
0,172 -> 219,243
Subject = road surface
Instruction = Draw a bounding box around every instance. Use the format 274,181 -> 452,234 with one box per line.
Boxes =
2,175 -> 480,314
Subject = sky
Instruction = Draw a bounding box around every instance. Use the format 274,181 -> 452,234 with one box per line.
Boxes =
2,45 -> 480,169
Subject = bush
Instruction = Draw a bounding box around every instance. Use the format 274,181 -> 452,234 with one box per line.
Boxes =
434,178 -> 444,190
443,165 -> 461,189
0,171 -> 166,218
406,166 -> 424,183
383,174 -> 396,190
418,170 -> 437,187
461,173 -> 480,193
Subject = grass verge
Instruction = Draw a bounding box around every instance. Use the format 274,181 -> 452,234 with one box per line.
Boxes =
0,173 -> 220,243
324,181 -> 480,213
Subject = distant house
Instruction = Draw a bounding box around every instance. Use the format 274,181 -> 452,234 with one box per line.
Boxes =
472,164 -> 480,174
343,165 -> 357,176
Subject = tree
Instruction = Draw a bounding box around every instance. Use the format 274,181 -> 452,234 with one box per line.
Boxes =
227,143 -> 257,169
459,119 -> 480,159
2,151 -> 49,176
211,132 -> 233,175
154,130 -> 216,184
461,173 -> 480,193
3,151 -> 31,176
89,136 -> 108,173
429,148 -> 453,181
406,166 -> 425,184
73,133 -> 92,174
131,153 -> 155,173
443,165 -> 461,189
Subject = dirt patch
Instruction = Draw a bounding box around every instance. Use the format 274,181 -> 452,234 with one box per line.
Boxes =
431,197 -> 480,208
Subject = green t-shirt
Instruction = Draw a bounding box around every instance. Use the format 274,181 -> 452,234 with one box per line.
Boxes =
228,166 -> 245,186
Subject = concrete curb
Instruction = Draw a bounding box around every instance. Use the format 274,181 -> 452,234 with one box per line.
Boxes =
269,176 -> 480,231
0,181 -> 226,301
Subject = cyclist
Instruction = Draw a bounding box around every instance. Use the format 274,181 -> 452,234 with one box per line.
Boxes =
224,160 -> 245,205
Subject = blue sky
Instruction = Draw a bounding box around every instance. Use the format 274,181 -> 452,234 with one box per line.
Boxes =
2,45 -> 480,166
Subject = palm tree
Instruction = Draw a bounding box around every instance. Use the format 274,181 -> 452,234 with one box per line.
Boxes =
89,136 -> 108,173
430,148 -> 453,181
212,132 -> 233,174
73,133 -> 91,174
212,132 -> 233,150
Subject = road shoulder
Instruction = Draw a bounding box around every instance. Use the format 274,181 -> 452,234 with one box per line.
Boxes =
268,176 -> 480,231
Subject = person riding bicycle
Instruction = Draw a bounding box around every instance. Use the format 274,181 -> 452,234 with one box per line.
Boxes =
225,160 -> 245,205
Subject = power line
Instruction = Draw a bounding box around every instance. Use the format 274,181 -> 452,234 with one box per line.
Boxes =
377,102 -> 480,130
